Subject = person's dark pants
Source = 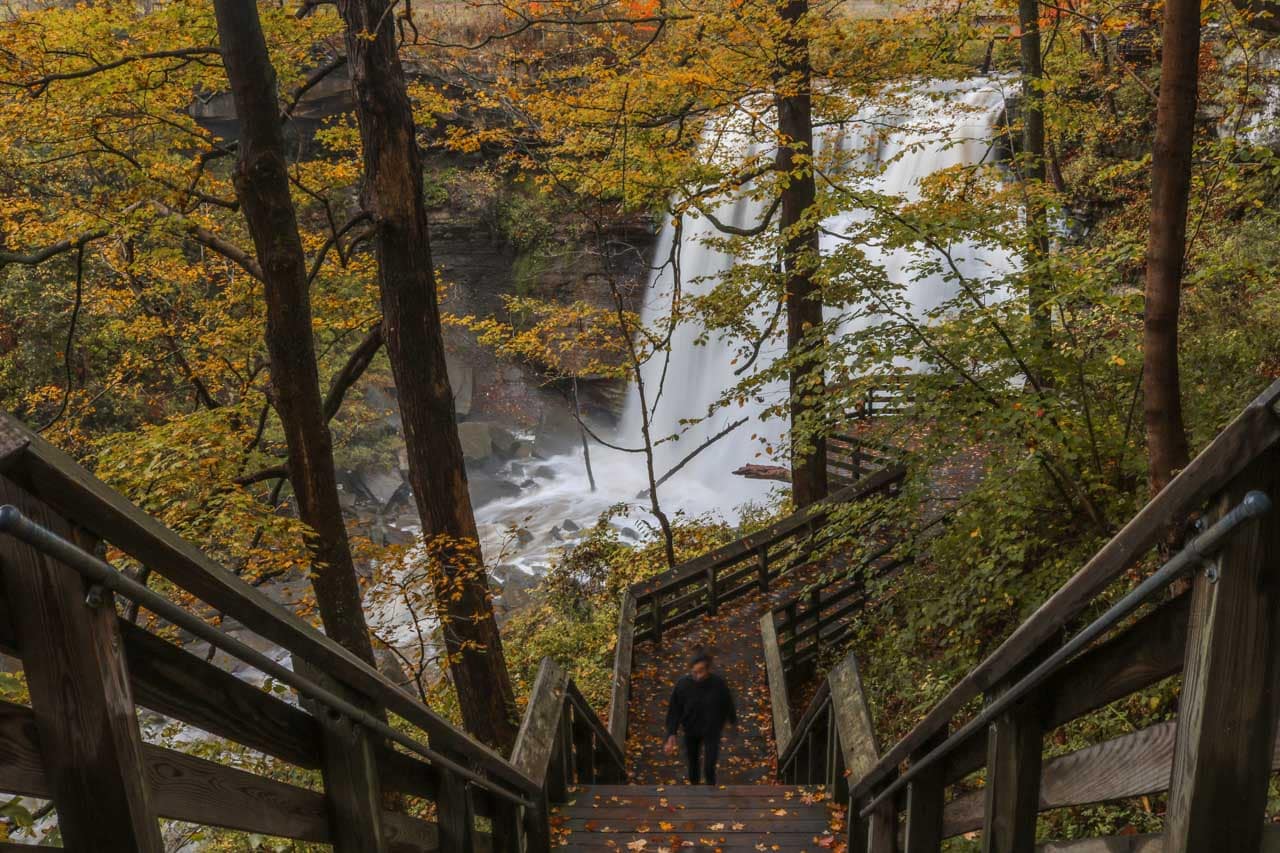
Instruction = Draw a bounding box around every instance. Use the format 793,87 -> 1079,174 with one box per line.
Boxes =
684,732 -> 721,785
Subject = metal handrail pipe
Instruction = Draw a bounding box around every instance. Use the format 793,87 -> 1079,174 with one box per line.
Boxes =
858,489 -> 1273,818
0,505 -> 537,810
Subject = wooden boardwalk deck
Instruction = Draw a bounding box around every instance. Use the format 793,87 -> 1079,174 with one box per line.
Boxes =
624,563 -> 837,785
551,784 -> 836,850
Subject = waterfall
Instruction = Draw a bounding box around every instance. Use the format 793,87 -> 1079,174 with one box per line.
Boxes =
475,78 -> 1016,573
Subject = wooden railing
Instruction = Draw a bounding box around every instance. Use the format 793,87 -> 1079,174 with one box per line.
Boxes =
628,463 -> 906,645
0,412 -> 613,852
838,374 -> 914,421
769,379 -> 1280,852
827,435 -> 900,489
773,651 -> 881,805
602,461 -> 906,755
759,537 -> 907,757
769,539 -> 909,675
511,659 -> 628,849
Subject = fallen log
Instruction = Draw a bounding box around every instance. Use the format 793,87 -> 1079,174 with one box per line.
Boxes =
734,464 -> 791,482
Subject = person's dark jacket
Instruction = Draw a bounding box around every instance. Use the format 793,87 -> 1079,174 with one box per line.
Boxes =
665,673 -> 737,737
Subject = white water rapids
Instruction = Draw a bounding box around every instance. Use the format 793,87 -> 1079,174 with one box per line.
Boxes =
472,78 -> 1018,575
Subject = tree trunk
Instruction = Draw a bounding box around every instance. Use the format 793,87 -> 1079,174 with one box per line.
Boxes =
1020,0 -> 1053,351
1143,0 -> 1197,494
212,0 -> 375,665
336,0 -> 519,750
776,0 -> 828,509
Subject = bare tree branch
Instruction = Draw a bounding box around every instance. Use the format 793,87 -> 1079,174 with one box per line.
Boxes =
152,201 -> 265,280
4,47 -> 221,96
0,231 -> 107,267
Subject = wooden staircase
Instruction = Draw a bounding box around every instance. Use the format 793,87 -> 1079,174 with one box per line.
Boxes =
552,784 -> 836,851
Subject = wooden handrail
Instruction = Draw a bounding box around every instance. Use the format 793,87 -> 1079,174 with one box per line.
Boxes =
767,381 -> 1280,852
778,677 -> 831,768
760,382 -> 1280,851
630,465 -> 906,645
511,657 -> 627,850
0,410 -> 566,852
630,464 -> 906,599
847,379 -> 1280,805
566,680 -> 627,771
0,413 -> 538,802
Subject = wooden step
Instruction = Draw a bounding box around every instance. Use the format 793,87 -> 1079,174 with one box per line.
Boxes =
554,784 -> 837,852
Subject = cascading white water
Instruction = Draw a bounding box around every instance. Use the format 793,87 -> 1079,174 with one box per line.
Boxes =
474,79 -> 1017,573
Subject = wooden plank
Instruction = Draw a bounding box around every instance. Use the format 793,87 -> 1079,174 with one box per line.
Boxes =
1165,454 -> 1280,853
0,413 -> 533,798
761,612 -> 793,755
0,581 -> 320,770
0,478 -> 163,852
122,619 -> 323,769
0,699 -> 439,849
850,380 -> 1280,802
608,591 -> 636,748
382,811 -> 442,853
511,658 -> 569,789
829,650 -> 880,781
1038,825 -> 1280,852
0,697 -> 326,841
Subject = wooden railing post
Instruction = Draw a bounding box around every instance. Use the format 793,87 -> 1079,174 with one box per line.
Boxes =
706,566 -> 719,615
1165,455 -> 1280,853
902,729 -> 947,853
437,767 -> 475,851
489,795 -> 525,853
293,659 -> 387,853
522,789 -> 552,853
652,591 -> 664,642
758,547 -> 770,592
866,795 -> 899,853
849,787 -> 898,853
829,649 -> 885,853
572,703 -> 595,783
608,590 -> 636,750
980,681 -> 1043,853
761,612 -> 793,749
0,481 -> 163,852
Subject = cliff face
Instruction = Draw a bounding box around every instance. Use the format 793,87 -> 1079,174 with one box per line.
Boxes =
191,69 -> 659,590
193,66 -> 656,426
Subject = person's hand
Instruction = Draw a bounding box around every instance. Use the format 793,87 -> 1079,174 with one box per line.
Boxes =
663,735 -> 677,755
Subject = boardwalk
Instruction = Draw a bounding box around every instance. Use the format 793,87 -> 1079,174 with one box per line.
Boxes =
624,563 -> 836,785
552,784 -> 835,850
